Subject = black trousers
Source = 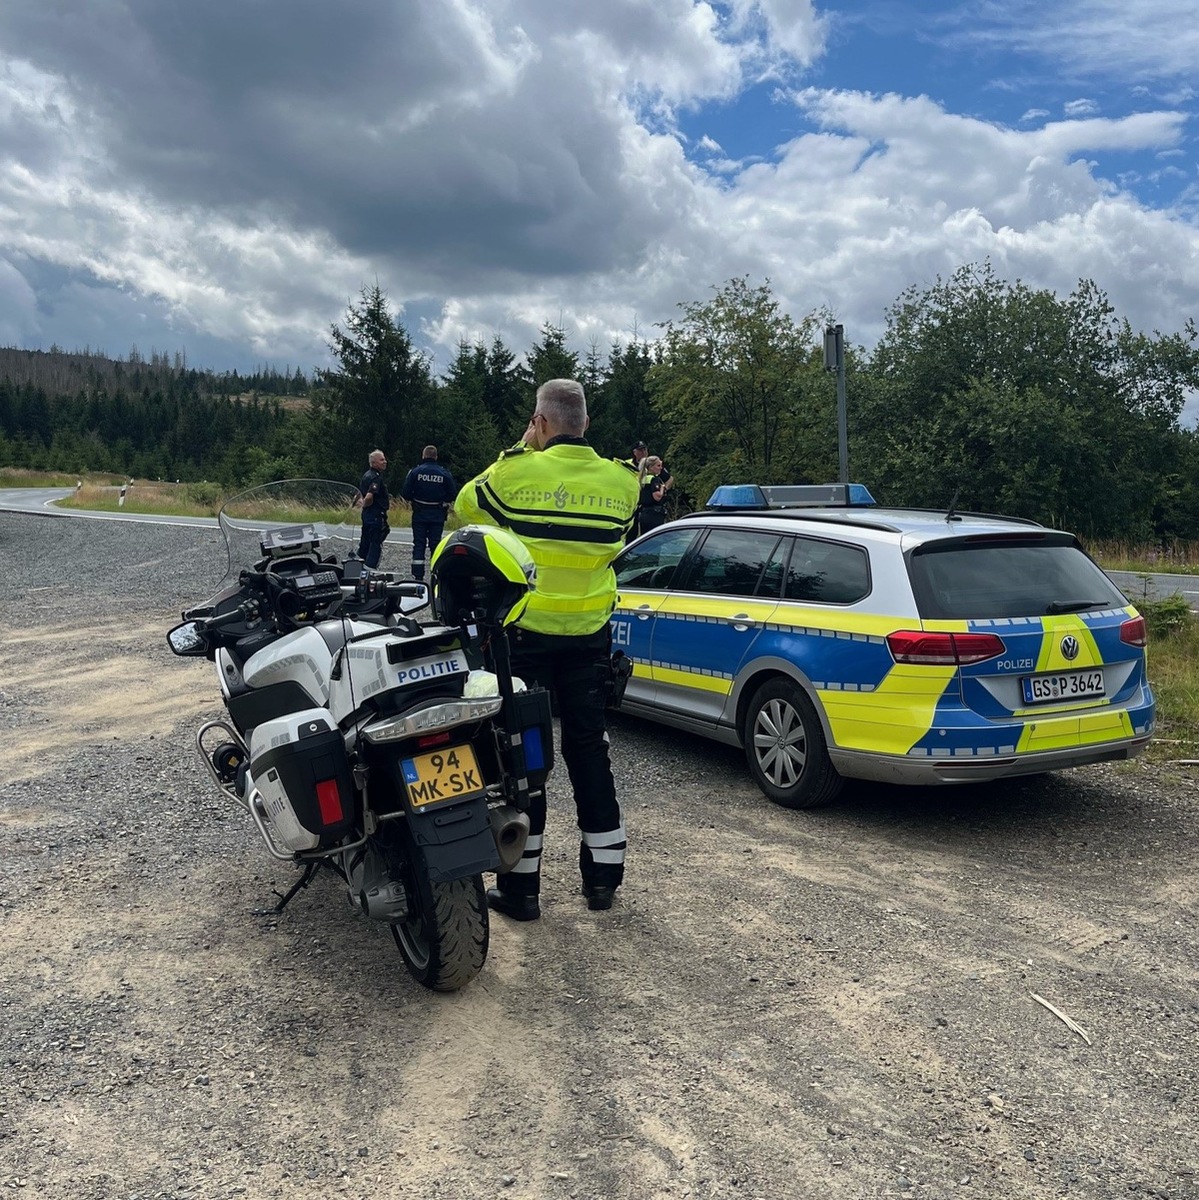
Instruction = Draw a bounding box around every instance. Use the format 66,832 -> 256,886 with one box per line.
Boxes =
499,626 -> 626,895
410,515 -> 445,580
638,507 -> 667,533
358,520 -> 386,568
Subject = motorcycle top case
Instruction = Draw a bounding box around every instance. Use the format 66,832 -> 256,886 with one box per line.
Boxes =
248,708 -> 356,852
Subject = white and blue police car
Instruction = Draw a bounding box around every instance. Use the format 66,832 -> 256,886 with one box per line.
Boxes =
609,484 -> 1155,808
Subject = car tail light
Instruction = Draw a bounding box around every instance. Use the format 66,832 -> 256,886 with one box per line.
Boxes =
1120,615 -> 1147,647
887,630 -> 1006,666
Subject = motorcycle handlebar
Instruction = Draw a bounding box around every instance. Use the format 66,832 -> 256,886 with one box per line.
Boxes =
344,573 -> 429,603
204,600 -> 260,630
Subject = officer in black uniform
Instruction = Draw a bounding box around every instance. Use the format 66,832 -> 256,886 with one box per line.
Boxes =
456,380 -> 640,919
401,445 -> 458,581
354,448 -> 390,568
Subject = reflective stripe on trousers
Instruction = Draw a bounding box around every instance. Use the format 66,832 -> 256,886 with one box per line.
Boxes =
581,823 -> 626,865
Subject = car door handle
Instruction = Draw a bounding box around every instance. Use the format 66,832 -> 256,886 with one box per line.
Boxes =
726,612 -> 757,628
636,604 -> 656,620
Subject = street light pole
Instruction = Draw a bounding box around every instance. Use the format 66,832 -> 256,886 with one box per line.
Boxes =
824,324 -> 848,484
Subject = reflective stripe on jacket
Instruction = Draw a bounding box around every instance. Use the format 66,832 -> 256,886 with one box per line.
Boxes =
455,442 -> 640,636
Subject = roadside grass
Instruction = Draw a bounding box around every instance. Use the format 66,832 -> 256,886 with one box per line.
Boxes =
54,479 -> 451,530
0,467 -> 125,488
1087,537 -> 1199,575
1140,598 -> 1199,762
59,480 -> 220,517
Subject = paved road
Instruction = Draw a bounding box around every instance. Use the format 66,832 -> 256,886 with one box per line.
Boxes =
0,487 -> 413,544
1105,568 -> 1199,611
2,490 -> 1193,605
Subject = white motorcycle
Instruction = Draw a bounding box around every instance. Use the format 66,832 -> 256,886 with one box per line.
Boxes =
167,480 -> 553,991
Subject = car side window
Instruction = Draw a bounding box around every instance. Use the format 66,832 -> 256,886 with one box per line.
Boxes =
784,536 -> 870,604
614,527 -> 700,590
680,529 -> 782,598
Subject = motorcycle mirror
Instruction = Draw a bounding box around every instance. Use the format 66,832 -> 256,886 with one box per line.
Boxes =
167,621 -> 210,656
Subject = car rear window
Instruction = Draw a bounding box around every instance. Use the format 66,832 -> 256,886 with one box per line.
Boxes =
784,536 -> 871,604
907,536 -> 1128,619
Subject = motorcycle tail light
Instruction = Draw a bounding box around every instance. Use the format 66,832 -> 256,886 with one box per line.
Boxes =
362,696 -> 503,743
314,778 -> 345,825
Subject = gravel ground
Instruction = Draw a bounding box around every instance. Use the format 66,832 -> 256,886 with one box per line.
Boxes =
2,510 -> 1198,1200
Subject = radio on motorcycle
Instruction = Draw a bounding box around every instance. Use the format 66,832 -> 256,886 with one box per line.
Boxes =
167,480 -> 543,993
261,523 -> 319,559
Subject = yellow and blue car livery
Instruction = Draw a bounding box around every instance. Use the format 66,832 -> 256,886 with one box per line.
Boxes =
610,484 -> 1154,804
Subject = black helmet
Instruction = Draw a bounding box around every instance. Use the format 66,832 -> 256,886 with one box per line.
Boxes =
430,525 -> 536,627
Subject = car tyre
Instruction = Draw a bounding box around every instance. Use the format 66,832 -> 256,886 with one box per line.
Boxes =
742,678 -> 843,809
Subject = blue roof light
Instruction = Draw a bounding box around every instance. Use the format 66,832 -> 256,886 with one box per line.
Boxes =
706,484 -> 768,509
705,483 -> 876,510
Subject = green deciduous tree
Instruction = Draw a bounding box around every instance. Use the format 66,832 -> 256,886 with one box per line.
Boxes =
855,263 -> 1199,538
647,278 -> 834,503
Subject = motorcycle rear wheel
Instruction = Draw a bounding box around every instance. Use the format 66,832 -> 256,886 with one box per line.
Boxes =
391,873 -> 489,992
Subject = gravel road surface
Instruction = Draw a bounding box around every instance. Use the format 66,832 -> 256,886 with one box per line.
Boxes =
2,512 -> 1197,1200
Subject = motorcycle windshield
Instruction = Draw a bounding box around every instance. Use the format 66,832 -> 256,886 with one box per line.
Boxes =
213,479 -> 362,597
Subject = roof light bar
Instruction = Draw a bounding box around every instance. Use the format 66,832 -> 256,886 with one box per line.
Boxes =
705,483 -> 876,510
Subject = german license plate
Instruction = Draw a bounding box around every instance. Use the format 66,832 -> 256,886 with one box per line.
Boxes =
1021,669 -> 1105,705
401,744 -> 484,807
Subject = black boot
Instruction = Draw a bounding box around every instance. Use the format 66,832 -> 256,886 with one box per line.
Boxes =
582,884 -> 615,911
486,887 -> 541,922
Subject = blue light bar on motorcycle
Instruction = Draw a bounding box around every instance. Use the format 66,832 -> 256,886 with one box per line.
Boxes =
705,483 -> 876,510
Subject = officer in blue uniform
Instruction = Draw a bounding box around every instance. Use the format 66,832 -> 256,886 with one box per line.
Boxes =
354,448 -> 390,568
401,445 -> 457,580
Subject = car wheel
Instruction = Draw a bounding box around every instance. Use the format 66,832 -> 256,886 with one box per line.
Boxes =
742,678 -> 843,809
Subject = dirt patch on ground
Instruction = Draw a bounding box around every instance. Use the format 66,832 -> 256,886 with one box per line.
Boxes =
2,601 -> 1198,1200
0,619 -> 212,781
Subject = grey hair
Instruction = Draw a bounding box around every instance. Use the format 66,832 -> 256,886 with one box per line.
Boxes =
534,379 -> 587,436
368,448 -> 386,465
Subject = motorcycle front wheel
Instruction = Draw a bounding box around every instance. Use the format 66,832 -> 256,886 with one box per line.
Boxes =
392,872 -> 489,992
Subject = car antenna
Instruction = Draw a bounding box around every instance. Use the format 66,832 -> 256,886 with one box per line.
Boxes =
946,488 -> 960,523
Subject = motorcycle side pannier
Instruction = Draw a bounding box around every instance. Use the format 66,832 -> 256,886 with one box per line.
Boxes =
248,708 -> 357,852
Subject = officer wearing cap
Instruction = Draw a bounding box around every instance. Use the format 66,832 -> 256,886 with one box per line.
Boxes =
455,379 -> 639,919
401,445 -> 457,581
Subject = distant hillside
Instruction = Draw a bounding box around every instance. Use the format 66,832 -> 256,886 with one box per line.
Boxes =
0,346 -> 310,399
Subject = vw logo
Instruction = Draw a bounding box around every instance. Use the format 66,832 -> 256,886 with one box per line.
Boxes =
1060,635 -> 1080,661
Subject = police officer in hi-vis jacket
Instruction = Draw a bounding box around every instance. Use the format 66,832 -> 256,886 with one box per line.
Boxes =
401,445 -> 457,580
455,379 -> 639,919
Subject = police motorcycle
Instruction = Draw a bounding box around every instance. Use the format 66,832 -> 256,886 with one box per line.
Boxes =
166,480 -> 554,991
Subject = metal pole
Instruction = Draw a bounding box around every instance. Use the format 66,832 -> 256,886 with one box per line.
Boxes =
825,324 -> 848,484
836,326 -> 848,485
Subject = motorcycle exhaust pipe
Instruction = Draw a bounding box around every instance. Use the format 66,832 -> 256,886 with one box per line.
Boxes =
489,804 -> 531,873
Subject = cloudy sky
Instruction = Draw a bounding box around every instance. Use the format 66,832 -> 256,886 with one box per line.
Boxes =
1,0 -> 1196,406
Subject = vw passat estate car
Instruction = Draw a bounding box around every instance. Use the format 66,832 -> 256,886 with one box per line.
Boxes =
609,484 -> 1155,808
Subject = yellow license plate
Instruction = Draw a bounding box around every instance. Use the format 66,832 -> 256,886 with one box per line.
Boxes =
401,744 -> 484,808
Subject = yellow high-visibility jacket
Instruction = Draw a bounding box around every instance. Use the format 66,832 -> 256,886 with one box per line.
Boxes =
455,439 -> 640,636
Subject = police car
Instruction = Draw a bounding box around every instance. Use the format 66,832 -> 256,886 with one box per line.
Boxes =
609,484 -> 1155,808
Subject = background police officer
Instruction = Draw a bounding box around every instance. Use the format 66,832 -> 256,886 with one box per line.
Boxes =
354,448 -> 389,567
401,445 -> 457,580
456,379 -> 639,919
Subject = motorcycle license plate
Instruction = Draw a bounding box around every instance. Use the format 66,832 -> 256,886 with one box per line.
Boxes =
401,744 -> 484,807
